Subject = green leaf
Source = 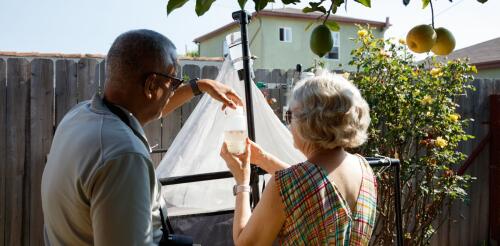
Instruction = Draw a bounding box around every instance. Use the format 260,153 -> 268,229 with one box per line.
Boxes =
238,0 -> 247,9
317,6 -> 327,14
355,0 -> 371,7
477,0 -> 487,3
334,0 -> 345,6
403,0 -> 410,6
325,20 -> 340,31
422,0 -> 430,9
282,0 -> 300,4
195,0 -> 216,16
305,20 -> 315,31
253,0 -> 274,11
302,7 -> 314,13
166,0 -> 189,15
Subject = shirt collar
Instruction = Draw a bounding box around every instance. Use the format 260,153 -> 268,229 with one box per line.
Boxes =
90,94 -> 151,152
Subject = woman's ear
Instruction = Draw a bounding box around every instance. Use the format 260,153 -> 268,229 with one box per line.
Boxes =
143,74 -> 157,99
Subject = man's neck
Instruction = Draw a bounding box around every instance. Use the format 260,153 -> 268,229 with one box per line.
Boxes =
103,93 -> 149,126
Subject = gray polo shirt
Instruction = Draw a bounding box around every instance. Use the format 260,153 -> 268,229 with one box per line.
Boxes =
41,94 -> 165,245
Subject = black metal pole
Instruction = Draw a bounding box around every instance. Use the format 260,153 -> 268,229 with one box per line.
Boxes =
394,162 -> 404,246
232,10 -> 260,206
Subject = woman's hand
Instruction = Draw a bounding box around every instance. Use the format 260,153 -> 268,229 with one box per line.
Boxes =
198,79 -> 243,110
220,139 -> 251,185
247,140 -> 267,167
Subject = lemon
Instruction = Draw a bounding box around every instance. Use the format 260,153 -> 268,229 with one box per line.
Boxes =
310,25 -> 333,57
431,27 -> 456,56
406,24 -> 436,53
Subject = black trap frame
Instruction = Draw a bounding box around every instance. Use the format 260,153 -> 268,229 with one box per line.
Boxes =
158,10 -> 404,246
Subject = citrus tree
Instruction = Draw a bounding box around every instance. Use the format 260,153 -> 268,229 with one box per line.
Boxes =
349,26 -> 476,244
166,0 -> 488,17
167,0 -> 488,57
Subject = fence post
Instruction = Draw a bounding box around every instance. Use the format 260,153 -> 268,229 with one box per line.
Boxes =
490,94 -> 500,243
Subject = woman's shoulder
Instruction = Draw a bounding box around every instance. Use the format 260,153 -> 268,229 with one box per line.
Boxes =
275,162 -> 317,179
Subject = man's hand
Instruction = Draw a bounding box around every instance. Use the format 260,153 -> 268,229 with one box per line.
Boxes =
198,79 -> 243,110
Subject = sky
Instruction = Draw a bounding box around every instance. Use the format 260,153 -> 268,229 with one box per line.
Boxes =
0,0 -> 499,56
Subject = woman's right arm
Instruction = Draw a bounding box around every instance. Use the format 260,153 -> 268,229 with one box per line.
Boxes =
249,141 -> 290,175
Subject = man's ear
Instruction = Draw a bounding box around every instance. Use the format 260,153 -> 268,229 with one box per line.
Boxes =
143,74 -> 157,99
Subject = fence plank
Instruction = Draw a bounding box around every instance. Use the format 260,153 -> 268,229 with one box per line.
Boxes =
161,108 -> 182,154
181,65 -> 201,124
201,66 -> 219,80
55,60 -> 78,126
29,59 -> 54,246
6,58 -> 31,246
144,119 -> 162,167
99,61 -> 106,96
254,69 -> 270,84
270,69 -> 286,84
0,58 -> 6,246
77,58 -> 100,102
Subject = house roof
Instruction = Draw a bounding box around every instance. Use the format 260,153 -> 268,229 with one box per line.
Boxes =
193,8 -> 390,43
445,37 -> 500,69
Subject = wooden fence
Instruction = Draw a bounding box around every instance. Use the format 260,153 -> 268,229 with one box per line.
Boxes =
0,55 -> 293,246
431,79 -> 500,245
0,55 -> 497,245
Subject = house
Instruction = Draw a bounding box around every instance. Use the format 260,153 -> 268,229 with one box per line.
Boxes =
445,37 -> 500,79
193,8 -> 390,71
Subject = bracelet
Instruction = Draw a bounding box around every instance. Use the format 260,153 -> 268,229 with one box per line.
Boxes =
189,78 -> 203,96
233,185 -> 252,196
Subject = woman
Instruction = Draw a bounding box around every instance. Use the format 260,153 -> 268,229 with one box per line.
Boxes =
220,72 -> 377,245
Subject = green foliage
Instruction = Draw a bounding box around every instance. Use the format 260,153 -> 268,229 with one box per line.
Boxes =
355,0 -> 371,7
195,0 -> 217,16
166,0 -> 189,15
238,0 -> 247,9
185,50 -> 200,57
324,20 -> 340,31
422,0 -> 430,9
349,26 -> 476,245
254,0 -> 275,11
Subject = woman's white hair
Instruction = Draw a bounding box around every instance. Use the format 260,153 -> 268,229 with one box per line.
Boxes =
290,71 -> 370,149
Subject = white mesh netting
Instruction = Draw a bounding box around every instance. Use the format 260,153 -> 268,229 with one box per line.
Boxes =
156,57 -> 306,215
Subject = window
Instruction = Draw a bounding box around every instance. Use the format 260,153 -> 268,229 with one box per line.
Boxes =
327,32 -> 340,60
279,27 -> 292,42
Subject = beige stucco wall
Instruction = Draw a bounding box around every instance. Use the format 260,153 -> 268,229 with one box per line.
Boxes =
198,16 -> 386,71
476,67 -> 500,79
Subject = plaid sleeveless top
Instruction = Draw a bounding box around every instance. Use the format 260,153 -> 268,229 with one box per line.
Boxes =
275,155 -> 377,245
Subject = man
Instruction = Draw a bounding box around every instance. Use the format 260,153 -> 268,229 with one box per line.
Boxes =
41,29 -> 242,245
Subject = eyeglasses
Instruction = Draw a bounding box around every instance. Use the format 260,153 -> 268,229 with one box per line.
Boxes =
150,72 -> 184,92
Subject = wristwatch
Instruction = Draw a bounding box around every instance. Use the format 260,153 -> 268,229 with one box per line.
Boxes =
189,78 -> 203,96
233,185 -> 252,196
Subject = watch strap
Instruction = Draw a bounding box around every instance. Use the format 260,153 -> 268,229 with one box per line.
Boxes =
233,184 -> 252,196
189,78 -> 202,96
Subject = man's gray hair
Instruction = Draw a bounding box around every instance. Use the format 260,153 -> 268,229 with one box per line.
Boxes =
106,29 -> 177,80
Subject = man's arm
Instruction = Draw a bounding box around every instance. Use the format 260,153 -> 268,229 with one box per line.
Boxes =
161,79 -> 243,116
89,153 -> 156,246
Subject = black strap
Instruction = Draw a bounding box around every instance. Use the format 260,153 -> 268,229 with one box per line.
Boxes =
159,205 -> 175,234
102,97 -> 176,235
102,98 -> 150,151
